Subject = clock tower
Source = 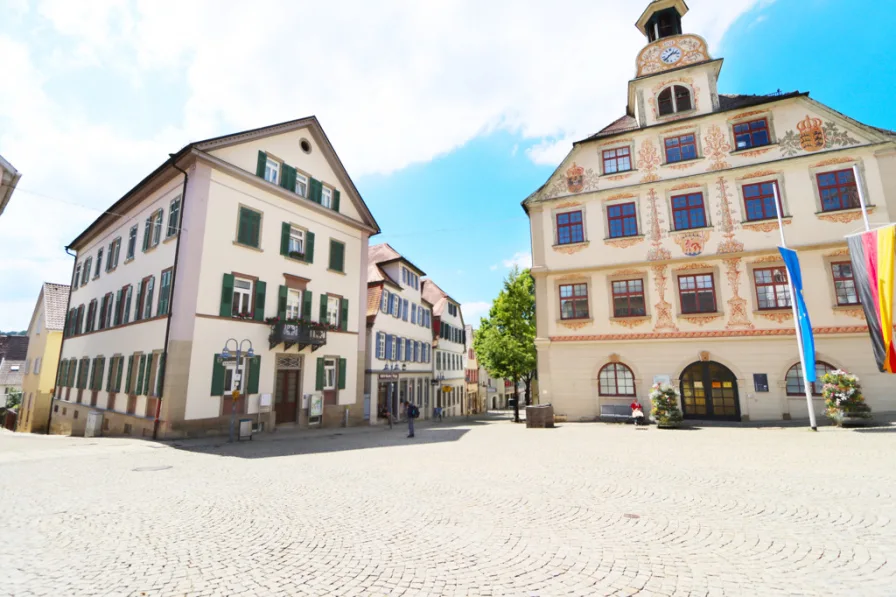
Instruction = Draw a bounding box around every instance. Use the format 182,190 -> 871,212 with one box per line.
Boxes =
628,0 -> 722,127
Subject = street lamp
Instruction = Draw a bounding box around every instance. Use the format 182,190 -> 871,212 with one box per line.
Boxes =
219,338 -> 254,442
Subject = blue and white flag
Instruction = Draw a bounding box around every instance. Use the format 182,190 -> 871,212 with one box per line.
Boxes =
779,247 -> 817,382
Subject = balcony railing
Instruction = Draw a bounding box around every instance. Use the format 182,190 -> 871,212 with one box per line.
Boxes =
268,321 -> 327,351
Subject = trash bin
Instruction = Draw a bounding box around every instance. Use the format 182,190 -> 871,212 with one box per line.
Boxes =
526,404 -> 555,428
238,418 -> 253,441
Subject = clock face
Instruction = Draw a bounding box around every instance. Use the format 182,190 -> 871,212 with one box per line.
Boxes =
661,47 -> 682,65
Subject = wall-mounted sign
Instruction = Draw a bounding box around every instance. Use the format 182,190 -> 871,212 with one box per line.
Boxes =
309,395 -> 323,418
653,375 -> 671,386
753,374 -> 769,393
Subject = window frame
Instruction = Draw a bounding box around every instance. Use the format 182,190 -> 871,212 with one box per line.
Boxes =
786,361 -> 836,396
556,210 -> 585,246
598,363 -> 636,397
611,279 -> 647,318
326,295 -> 341,328
559,283 -> 590,321
167,196 -> 181,238
328,239 -> 346,273
606,202 -> 639,239
236,205 -> 263,249
263,156 -> 280,185
294,172 -> 308,197
831,261 -> 859,306
286,288 -> 302,319
151,209 -> 163,247
321,186 -> 333,209
127,225 -> 137,260
753,266 -> 792,311
232,277 -> 255,318
816,168 -> 860,213
742,180 -> 782,222
95,248 -> 104,278
670,192 -> 707,231
733,118 -> 771,151
657,85 -> 693,117
677,273 -> 718,315
288,226 -> 305,256
664,133 -> 698,164
602,146 -> 632,175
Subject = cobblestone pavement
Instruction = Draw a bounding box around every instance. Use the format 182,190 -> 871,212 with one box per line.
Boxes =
2,417 -> 896,597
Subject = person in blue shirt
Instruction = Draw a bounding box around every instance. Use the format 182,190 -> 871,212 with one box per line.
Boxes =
402,400 -> 419,438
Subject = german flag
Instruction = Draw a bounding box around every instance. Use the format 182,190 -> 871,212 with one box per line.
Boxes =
847,225 -> 896,373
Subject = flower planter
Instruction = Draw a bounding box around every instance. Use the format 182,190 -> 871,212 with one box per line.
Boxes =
656,420 -> 682,429
829,409 -> 873,428
822,370 -> 873,428
650,383 -> 683,429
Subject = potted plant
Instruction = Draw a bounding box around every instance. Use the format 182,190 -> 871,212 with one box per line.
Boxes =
822,369 -> 872,427
288,250 -> 305,260
650,383 -> 683,429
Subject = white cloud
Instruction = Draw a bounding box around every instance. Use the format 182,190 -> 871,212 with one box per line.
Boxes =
501,252 -> 533,270
462,301 -> 492,325
0,0 -> 769,327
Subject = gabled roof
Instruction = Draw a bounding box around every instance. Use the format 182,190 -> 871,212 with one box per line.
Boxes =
68,116 -> 380,249
367,285 -> 383,323
0,153 -> 22,218
0,336 -> 28,361
42,283 -> 70,331
0,359 -> 25,387
422,279 -> 461,321
368,243 -> 427,275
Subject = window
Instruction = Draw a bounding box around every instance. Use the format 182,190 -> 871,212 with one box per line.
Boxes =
321,187 -> 333,209
817,169 -> 860,212
377,332 -> 386,359
559,283 -> 589,320
264,157 -> 280,184
74,264 -> 81,289
556,211 -> 585,245
150,209 -> 163,248
448,304 -> 458,317
607,203 -> 639,238
671,192 -> 706,231
658,86 -> 692,116
127,225 -> 137,260
734,118 -> 770,150
598,363 -> 635,397
786,361 -> 836,396
167,196 -> 181,237
323,358 -> 336,390
142,276 -> 155,320
743,181 -> 781,222
612,279 -> 646,318
86,299 -> 97,332
95,248 -> 104,278
34,357 -> 41,375
678,274 -> 717,314
295,172 -> 308,197
121,285 -> 132,325
157,269 -> 173,316
232,278 -> 253,317
286,289 -> 302,319
329,239 -> 345,273
223,361 -> 245,394
288,227 -> 305,257
390,295 -> 400,317
237,207 -> 262,248
754,267 -> 792,310
82,258 -> 92,286
107,237 -> 121,270
602,147 -> 632,174
390,335 -> 398,360
381,290 -> 390,314
664,134 -> 697,163
327,295 -> 341,327
831,262 -> 859,306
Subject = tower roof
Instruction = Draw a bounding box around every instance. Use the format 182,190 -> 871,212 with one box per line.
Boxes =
636,0 -> 689,36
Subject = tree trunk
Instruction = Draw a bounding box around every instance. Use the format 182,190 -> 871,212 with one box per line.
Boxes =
524,377 -> 532,406
513,378 -> 520,423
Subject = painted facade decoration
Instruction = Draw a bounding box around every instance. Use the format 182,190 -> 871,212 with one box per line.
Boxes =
703,124 -> 732,171
637,139 -> 662,183
722,258 -> 754,330
672,230 -> 711,257
645,188 -> 670,261
651,264 -> 678,332
636,35 -> 710,77
714,177 -> 743,254
779,116 -> 861,157
546,162 -> 600,198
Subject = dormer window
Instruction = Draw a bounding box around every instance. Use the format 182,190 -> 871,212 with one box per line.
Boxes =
658,86 -> 692,116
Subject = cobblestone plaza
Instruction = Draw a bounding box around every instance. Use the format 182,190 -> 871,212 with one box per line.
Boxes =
2,417 -> 895,596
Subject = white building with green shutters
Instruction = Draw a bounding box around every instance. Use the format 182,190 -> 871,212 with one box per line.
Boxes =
52,116 -> 380,438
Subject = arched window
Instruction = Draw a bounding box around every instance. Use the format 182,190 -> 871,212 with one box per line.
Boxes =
785,361 -> 836,396
658,85 -> 692,116
598,363 -> 636,397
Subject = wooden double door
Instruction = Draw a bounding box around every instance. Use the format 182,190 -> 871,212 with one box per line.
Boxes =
679,361 -> 741,421
275,369 -> 300,424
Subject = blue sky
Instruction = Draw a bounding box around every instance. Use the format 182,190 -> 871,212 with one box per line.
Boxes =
0,0 -> 893,330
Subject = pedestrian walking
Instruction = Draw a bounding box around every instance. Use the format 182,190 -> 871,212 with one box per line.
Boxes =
402,400 -> 419,438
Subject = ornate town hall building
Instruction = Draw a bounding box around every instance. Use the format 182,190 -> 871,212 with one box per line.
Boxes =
525,0 -> 896,422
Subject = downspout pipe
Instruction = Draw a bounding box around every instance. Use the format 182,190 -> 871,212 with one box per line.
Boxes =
46,247 -> 78,434
152,157 -> 189,440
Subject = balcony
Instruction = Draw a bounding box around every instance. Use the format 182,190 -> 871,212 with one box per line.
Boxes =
268,321 -> 327,351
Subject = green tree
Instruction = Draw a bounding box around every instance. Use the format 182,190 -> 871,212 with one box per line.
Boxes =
474,267 -> 536,423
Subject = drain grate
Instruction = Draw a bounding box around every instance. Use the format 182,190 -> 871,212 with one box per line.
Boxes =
132,465 -> 173,472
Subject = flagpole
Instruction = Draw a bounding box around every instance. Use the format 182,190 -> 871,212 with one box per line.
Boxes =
773,184 -> 818,431
852,164 -> 872,233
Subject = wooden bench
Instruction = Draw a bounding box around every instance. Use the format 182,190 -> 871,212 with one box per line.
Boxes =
600,404 -> 633,423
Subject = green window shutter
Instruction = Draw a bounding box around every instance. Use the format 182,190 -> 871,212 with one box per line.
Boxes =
156,354 -> 166,396
56,360 -> 66,387
113,289 -> 122,326
333,190 -> 341,213
256,151 -> 267,178
340,298 -> 349,331
88,358 -> 96,391
237,208 -> 261,247
315,358 -> 325,391
143,355 -> 153,395
68,359 -> 76,387
302,291 -> 312,320
142,218 -> 151,251
247,356 -> 261,394
278,285 -> 288,320
329,240 -> 345,272
280,164 -> 296,190
220,273 -> 235,317
211,354 -> 225,395
115,356 -> 123,392
158,271 -> 171,316
338,357 -> 347,390
310,178 -> 322,204
280,222 -> 290,256
125,355 -> 134,393
96,358 -> 105,391
136,355 -> 146,395
254,280 -> 266,321
320,294 -> 328,323
305,231 -> 315,263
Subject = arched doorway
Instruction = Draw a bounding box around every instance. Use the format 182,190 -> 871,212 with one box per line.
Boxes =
679,361 -> 741,421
